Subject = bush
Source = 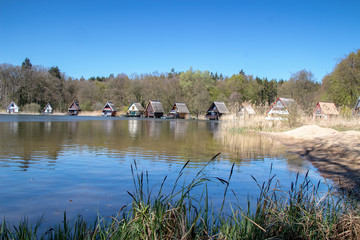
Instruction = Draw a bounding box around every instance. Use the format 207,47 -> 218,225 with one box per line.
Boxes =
22,103 -> 41,113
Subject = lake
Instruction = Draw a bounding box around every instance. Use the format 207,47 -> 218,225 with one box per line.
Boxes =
0,115 -> 327,226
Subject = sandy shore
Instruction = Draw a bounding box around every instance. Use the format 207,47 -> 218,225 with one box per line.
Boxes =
263,125 -> 360,195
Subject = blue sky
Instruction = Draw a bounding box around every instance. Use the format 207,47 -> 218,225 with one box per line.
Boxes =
0,0 -> 359,81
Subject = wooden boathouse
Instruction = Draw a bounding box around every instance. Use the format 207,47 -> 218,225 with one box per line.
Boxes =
168,103 -> 190,119
239,103 -> 256,117
102,102 -> 117,117
127,103 -> 145,117
205,101 -> 230,120
266,97 -> 296,120
313,102 -> 339,119
42,103 -> 53,114
68,101 -> 81,116
144,100 -> 164,118
6,101 -> 19,113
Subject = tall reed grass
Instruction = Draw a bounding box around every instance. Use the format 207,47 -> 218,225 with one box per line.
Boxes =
1,157 -> 360,239
222,112 -> 360,133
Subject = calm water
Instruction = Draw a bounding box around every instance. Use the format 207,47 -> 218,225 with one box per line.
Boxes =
0,114 -> 326,225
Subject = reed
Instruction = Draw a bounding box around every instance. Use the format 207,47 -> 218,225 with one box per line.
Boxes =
1,158 -> 360,239
222,113 -> 360,133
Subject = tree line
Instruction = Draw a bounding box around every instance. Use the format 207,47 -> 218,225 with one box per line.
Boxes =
0,50 -> 359,115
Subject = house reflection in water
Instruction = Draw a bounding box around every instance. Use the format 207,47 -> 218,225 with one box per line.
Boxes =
103,120 -> 115,135
128,119 -> 140,138
9,122 -> 19,134
169,121 -> 188,139
44,121 -> 52,133
145,120 -> 163,139
206,121 -> 220,133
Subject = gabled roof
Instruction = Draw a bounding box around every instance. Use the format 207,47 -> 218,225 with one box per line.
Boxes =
278,97 -> 296,107
355,97 -> 360,110
208,101 -> 230,114
102,102 -> 117,111
68,101 -> 81,111
147,100 -> 164,113
43,103 -> 53,111
317,102 -> 339,115
6,101 -> 19,110
267,97 -> 296,114
172,103 -> 190,114
128,103 -> 144,112
240,104 -> 256,115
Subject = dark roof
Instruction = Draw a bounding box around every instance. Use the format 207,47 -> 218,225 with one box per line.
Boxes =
148,100 -> 164,113
68,101 -> 81,111
103,102 -> 117,111
213,101 -> 230,114
173,103 -> 190,114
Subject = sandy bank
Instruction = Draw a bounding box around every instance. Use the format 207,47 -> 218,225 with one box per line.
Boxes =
263,125 -> 360,194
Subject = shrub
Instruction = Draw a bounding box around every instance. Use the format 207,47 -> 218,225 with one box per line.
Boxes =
22,103 -> 41,113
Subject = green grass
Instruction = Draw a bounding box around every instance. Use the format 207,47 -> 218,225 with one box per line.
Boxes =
1,156 -> 360,239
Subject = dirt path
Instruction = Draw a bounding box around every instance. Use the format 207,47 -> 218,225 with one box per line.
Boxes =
263,125 -> 360,195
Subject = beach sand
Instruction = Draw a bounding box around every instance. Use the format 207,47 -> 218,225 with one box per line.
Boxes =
263,125 -> 360,195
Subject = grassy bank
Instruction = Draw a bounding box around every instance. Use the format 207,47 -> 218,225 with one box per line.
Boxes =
1,158 -> 360,240
222,113 -> 360,133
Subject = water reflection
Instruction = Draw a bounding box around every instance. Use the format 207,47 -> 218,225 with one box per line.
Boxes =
0,115 -> 325,226
169,121 -> 188,139
0,118 -> 309,169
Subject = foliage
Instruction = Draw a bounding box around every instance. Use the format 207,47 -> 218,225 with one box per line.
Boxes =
322,49 -> 360,107
22,103 -> 41,113
278,69 -> 321,114
1,51 -> 360,114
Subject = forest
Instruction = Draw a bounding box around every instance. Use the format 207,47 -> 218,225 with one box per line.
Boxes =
0,50 -> 359,116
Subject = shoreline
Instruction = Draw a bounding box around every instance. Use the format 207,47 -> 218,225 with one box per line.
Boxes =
262,125 -> 360,195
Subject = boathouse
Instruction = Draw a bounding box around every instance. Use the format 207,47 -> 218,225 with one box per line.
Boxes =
6,101 -> 19,113
102,102 -> 117,117
144,100 -> 164,118
205,101 -> 230,120
42,103 -> 53,114
354,97 -> 360,116
313,102 -> 339,119
266,97 -> 296,120
68,101 -> 81,116
127,103 -> 145,117
239,103 -> 256,117
168,103 -> 190,119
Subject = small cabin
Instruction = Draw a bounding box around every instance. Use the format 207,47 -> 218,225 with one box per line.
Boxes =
205,101 -> 230,120
144,100 -> 164,118
313,102 -> 339,119
6,101 -> 19,114
127,103 -> 145,117
42,103 -> 53,115
102,102 -> 117,117
168,103 -> 190,119
266,97 -> 296,120
354,97 -> 360,116
68,101 -> 81,116
239,104 -> 256,117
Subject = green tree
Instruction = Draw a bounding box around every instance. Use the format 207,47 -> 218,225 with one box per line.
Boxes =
278,70 -> 320,114
322,50 -> 360,106
48,66 -> 62,79
21,58 -> 32,70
